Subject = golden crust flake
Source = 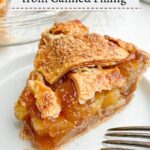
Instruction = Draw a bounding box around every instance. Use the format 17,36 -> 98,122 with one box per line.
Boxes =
49,20 -> 88,36
70,67 -> 125,104
28,80 -> 61,119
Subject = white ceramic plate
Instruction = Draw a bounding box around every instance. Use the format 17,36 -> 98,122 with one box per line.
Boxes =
0,51 -> 150,150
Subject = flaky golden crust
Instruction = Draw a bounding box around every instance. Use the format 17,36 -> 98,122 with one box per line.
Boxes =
49,20 -> 88,37
105,35 -> 150,65
70,67 -> 125,104
35,20 -> 133,84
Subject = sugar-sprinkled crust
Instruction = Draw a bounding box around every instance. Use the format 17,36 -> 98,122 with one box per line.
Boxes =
35,20 -> 134,84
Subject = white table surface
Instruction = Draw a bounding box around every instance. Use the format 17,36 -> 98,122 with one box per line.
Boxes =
0,1 -> 150,78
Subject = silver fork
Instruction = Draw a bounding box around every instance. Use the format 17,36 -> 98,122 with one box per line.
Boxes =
102,126 -> 150,150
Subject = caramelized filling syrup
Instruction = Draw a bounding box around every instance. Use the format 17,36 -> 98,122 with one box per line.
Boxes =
16,60 -> 144,150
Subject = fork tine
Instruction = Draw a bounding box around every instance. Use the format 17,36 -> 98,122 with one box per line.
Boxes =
103,140 -> 150,148
106,132 -> 150,139
101,148 -> 135,150
108,126 -> 150,131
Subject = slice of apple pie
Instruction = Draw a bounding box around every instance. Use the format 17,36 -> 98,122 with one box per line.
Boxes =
14,20 -> 150,150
